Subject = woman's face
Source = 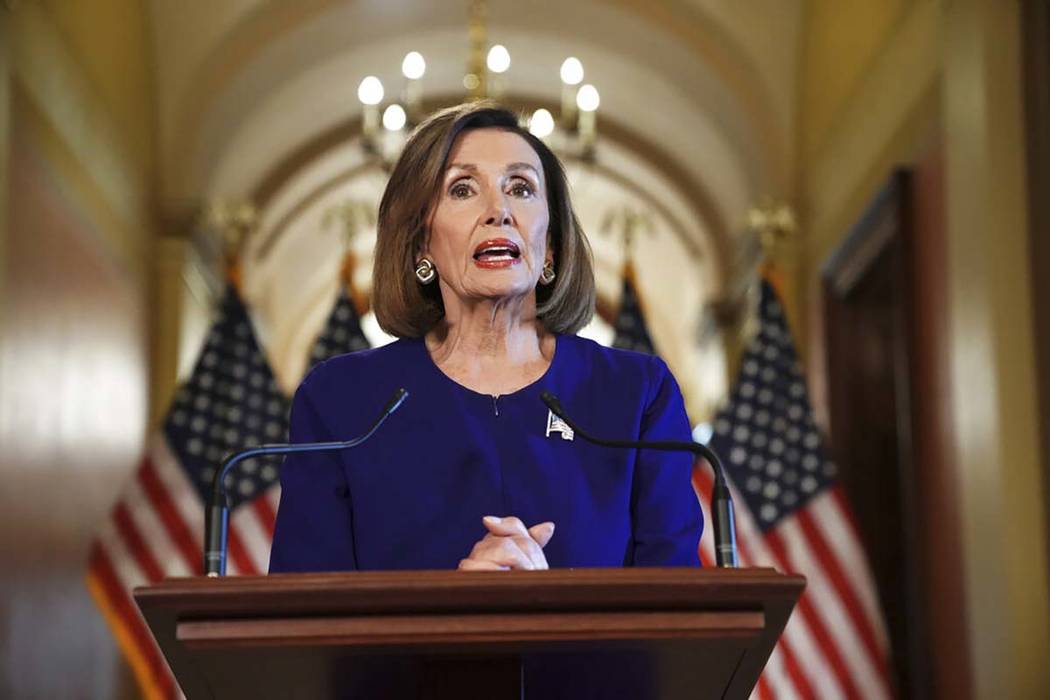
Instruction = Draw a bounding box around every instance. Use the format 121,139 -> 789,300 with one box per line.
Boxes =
423,128 -> 550,313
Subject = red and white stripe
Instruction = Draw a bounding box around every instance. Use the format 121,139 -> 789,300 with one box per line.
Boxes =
88,434 -> 281,697
693,464 -> 894,699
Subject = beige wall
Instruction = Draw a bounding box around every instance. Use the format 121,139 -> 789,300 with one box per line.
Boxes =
795,0 -> 1050,697
943,1 -> 1049,696
797,0 -> 940,294
798,0 -> 907,166
0,2 -> 158,697
41,0 -> 157,181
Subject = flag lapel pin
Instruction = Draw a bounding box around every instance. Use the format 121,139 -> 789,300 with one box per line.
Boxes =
545,410 -> 574,441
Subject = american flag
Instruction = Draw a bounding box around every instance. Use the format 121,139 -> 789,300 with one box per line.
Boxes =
307,287 -> 371,368
696,279 -> 895,699
612,264 -> 657,354
86,284 -> 290,699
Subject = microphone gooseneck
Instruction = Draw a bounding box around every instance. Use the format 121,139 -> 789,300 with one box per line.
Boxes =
540,391 -> 738,568
203,387 -> 409,576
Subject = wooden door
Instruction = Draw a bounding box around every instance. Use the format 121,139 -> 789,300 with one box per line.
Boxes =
822,172 -> 929,698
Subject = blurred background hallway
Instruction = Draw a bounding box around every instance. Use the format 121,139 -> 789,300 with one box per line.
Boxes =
1,1 -> 1048,697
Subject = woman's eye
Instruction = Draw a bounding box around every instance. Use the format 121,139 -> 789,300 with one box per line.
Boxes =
508,180 -> 534,198
449,182 -> 474,199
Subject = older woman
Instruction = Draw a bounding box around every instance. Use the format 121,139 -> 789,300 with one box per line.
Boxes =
269,102 -> 701,573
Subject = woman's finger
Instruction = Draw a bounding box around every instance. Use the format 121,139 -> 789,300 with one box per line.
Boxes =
488,537 -> 537,569
474,533 -> 547,570
482,515 -> 530,539
510,534 -> 549,570
467,536 -> 536,570
527,521 -> 556,548
484,516 -> 556,548
470,517 -> 555,570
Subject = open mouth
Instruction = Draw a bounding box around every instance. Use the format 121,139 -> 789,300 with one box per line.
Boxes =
472,238 -> 521,268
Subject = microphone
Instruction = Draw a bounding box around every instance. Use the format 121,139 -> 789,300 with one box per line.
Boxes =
540,391 -> 738,568
204,387 -> 409,576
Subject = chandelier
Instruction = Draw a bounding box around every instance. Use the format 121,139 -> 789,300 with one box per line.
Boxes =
355,0 -> 601,165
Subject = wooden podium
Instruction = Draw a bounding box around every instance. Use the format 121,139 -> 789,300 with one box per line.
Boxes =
135,568 -> 803,699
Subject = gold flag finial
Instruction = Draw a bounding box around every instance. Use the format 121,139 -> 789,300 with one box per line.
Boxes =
746,200 -> 796,263
321,199 -> 376,251
204,200 -> 257,287
322,199 -> 376,316
701,200 -> 795,380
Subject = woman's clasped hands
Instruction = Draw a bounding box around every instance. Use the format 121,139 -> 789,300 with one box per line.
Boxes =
458,515 -> 555,571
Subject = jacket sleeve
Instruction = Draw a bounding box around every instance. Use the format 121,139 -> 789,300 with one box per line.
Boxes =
627,356 -> 703,566
268,369 -> 358,573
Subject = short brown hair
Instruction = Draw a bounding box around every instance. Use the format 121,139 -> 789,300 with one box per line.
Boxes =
372,101 -> 595,337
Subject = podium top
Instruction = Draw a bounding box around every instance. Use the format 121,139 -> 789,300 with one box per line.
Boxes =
137,566 -> 803,616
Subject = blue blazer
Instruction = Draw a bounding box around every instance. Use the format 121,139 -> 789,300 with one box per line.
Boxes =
268,334 -> 702,572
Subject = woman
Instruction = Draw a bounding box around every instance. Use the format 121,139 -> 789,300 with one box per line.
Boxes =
269,102 -> 702,573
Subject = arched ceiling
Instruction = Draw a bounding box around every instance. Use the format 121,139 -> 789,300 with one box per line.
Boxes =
148,0 -> 802,255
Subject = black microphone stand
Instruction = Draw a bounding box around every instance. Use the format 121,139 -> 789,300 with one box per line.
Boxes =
203,388 -> 408,576
541,391 -> 739,567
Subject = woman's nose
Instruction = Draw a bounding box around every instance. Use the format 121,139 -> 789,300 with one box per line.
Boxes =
483,195 -> 512,227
